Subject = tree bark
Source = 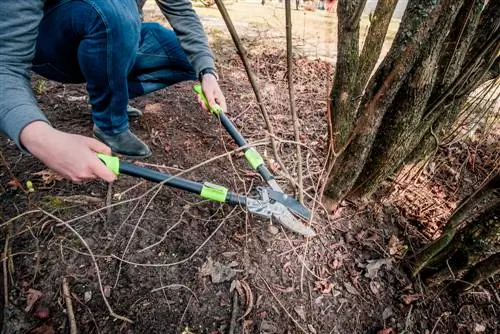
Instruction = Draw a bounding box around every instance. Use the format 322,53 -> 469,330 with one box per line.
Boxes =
352,0 -> 464,197
452,252 -> 500,292
325,0 -> 455,202
329,0 -> 364,152
425,203 -> 499,287
353,0 -> 398,99
413,171 -> 500,276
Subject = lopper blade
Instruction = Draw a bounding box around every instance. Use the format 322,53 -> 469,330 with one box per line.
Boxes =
266,188 -> 311,221
270,202 -> 316,237
246,197 -> 315,237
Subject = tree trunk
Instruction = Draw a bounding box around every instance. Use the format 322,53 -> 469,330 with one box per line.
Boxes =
425,203 -> 499,287
451,252 -> 500,292
328,0 -> 364,152
351,0 -> 464,197
412,171 -> 500,276
353,0 -> 398,99
324,0 -> 459,202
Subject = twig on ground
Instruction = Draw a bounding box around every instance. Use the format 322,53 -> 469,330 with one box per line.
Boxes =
114,185 -> 163,287
258,273 -> 308,333
177,295 -> 193,332
430,311 -> 450,334
237,279 -> 254,321
62,277 -> 78,334
137,212 -> 185,253
151,284 -> 199,304
111,208 -> 238,268
229,292 -> 239,334
106,183 -> 113,222
2,236 -> 9,307
40,210 -> 133,323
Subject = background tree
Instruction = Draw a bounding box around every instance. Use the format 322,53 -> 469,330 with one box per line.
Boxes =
325,0 -> 499,289
325,0 -> 499,204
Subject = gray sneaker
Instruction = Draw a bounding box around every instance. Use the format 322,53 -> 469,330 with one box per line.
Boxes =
127,105 -> 143,117
93,126 -> 152,158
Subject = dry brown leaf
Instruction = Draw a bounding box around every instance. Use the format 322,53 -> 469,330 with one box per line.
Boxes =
402,293 -> 424,305
388,235 -> 404,256
268,159 -> 280,174
343,282 -> 359,295
272,284 -> 295,293
25,289 -> 43,312
144,103 -> 164,114
33,169 -> 64,186
7,178 -> 22,190
377,328 -> 394,334
328,252 -> 343,270
28,324 -> 55,334
314,279 -> 334,294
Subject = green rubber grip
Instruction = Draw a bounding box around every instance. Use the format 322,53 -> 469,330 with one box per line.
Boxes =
200,182 -> 228,202
97,154 -> 120,175
193,84 -> 223,116
244,148 -> 264,170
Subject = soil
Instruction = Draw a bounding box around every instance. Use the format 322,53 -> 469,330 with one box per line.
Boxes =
1,17 -> 499,334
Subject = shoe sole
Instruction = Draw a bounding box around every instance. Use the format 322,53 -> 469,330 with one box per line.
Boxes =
93,133 -> 152,160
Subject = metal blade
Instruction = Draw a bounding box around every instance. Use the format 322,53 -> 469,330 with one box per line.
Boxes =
246,190 -> 316,237
266,189 -> 311,221
270,202 -> 316,237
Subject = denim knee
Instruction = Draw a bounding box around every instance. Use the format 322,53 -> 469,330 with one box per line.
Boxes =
86,0 -> 141,55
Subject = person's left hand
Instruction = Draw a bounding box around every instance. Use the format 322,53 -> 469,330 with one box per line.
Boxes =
199,73 -> 227,113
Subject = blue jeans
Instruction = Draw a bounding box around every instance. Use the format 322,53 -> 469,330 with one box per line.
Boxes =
33,0 -> 197,135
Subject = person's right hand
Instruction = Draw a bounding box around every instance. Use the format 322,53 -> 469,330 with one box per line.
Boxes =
20,121 -> 117,183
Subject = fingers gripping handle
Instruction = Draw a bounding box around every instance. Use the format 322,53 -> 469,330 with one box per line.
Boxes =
193,84 -> 223,116
97,153 -> 120,175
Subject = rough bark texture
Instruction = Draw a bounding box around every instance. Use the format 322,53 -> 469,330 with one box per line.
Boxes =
353,0 -> 398,99
329,0 -> 363,152
452,252 -> 500,292
425,203 -> 500,287
412,171 -> 500,276
352,0 -> 464,197
324,0 -> 456,201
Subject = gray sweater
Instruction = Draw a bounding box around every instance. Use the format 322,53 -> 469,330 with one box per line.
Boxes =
0,0 -> 215,148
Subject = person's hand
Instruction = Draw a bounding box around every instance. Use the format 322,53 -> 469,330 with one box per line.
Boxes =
199,73 -> 227,113
20,121 -> 117,183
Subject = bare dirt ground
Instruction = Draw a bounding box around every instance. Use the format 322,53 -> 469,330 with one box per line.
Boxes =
1,3 -> 499,334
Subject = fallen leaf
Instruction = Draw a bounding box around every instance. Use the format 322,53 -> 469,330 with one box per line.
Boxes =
370,281 -> 382,295
331,207 -> 343,219
103,285 -> 112,298
377,328 -> 394,334
84,290 -> 92,303
7,178 -> 22,190
294,305 -> 306,322
272,284 -> 295,293
307,324 -> 317,334
328,251 -> 343,270
200,257 -> 236,283
28,324 -> 55,334
144,103 -> 164,114
314,279 -> 334,294
268,159 -> 280,174
402,293 -> 424,305
474,323 -> 486,333
365,258 -> 392,279
33,305 -> 50,319
343,282 -> 359,295
260,320 -> 278,334
388,235 -> 405,256
382,306 -> 394,320
25,289 -> 43,312
33,169 -> 64,186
